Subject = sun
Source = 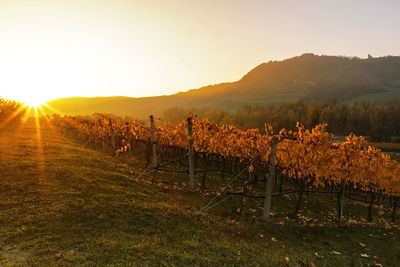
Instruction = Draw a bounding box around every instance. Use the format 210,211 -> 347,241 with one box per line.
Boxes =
13,95 -> 48,108
23,98 -> 47,108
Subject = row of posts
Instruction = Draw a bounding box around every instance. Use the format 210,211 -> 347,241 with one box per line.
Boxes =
107,117 -> 398,223
149,115 -> 277,221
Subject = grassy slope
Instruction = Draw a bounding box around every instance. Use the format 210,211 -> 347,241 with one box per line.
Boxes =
0,120 -> 399,266
345,88 -> 400,105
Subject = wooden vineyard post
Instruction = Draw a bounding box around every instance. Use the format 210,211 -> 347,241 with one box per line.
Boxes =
187,116 -> 195,188
393,197 -> 398,223
337,185 -> 345,221
263,137 -> 278,221
150,115 -> 158,179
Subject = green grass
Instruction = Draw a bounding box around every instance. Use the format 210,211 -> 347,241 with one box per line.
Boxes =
344,87 -> 400,104
0,119 -> 399,266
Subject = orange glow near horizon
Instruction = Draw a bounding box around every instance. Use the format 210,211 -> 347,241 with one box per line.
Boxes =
1,97 -> 61,118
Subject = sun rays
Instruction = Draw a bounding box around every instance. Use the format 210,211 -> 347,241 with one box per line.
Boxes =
34,107 -> 45,172
22,98 -> 48,109
0,106 -> 26,130
0,98 -> 64,204
31,105 -> 52,205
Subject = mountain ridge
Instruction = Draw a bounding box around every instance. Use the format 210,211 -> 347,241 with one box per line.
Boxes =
46,53 -> 400,118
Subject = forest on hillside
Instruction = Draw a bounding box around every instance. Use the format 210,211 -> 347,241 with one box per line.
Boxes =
163,100 -> 400,142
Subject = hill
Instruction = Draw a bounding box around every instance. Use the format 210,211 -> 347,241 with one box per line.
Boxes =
0,119 -> 399,265
45,54 -> 400,118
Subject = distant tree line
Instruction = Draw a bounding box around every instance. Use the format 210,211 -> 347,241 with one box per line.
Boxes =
163,100 -> 400,142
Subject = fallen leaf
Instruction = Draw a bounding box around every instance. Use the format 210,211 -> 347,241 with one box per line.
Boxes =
310,261 -> 317,267
284,257 -> 289,262
360,253 -> 369,258
331,250 -> 341,255
259,234 -> 264,238
271,237 -> 277,242
359,242 -> 366,247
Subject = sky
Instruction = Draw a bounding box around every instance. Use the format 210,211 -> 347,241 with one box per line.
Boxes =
0,0 -> 399,104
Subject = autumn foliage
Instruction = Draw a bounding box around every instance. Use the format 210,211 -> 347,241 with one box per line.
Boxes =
52,113 -> 400,198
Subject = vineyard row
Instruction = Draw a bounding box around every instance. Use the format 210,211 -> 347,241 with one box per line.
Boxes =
51,113 -> 400,222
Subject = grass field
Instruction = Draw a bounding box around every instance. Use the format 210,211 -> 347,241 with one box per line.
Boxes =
0,119 -> 399,266
345,87 -> 400,105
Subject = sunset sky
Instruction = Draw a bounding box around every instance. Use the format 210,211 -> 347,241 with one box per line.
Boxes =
1,0 -> 399,104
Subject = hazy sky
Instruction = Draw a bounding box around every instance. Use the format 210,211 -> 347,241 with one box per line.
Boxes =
0,0 -> 399,103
